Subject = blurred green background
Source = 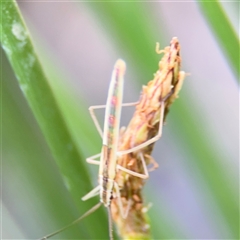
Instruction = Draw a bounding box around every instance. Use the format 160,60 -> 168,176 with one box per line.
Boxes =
2,1 -> 239,239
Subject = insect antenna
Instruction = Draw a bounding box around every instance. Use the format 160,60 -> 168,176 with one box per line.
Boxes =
39,202 -> 102,240
107,206 -> 114,240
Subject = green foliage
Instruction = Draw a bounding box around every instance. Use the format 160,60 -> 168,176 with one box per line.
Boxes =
1,1 -> 108,239
198,0 -> 240,80
2,1 -> 239,239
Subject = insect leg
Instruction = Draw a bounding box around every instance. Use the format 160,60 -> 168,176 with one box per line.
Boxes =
145,154 -> 159,172
81,185 -> 101,201
117,100 -> 166,156
89,101 -> 139,139
39,202 -> 102,240
86,153 -> 101,165
117,152 -> 149,179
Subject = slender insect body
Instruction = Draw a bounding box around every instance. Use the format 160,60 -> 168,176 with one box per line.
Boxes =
99,60 -> 125,207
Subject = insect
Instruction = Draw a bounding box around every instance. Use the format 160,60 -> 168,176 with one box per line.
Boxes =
40,59 -> 168,240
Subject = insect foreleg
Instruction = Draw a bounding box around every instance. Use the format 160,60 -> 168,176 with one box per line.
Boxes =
89,101 -> 139,139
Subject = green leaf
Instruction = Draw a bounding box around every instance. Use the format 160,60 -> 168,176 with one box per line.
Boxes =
1,1 -> 108,239
198,0 -> 240,81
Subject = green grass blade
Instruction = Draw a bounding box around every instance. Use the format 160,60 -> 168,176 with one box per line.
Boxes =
198,0 -> 240,80
1,1 -> 108,239
2,49 -> 85,238
88,2 -> 163,82
171,98 -> 239,237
